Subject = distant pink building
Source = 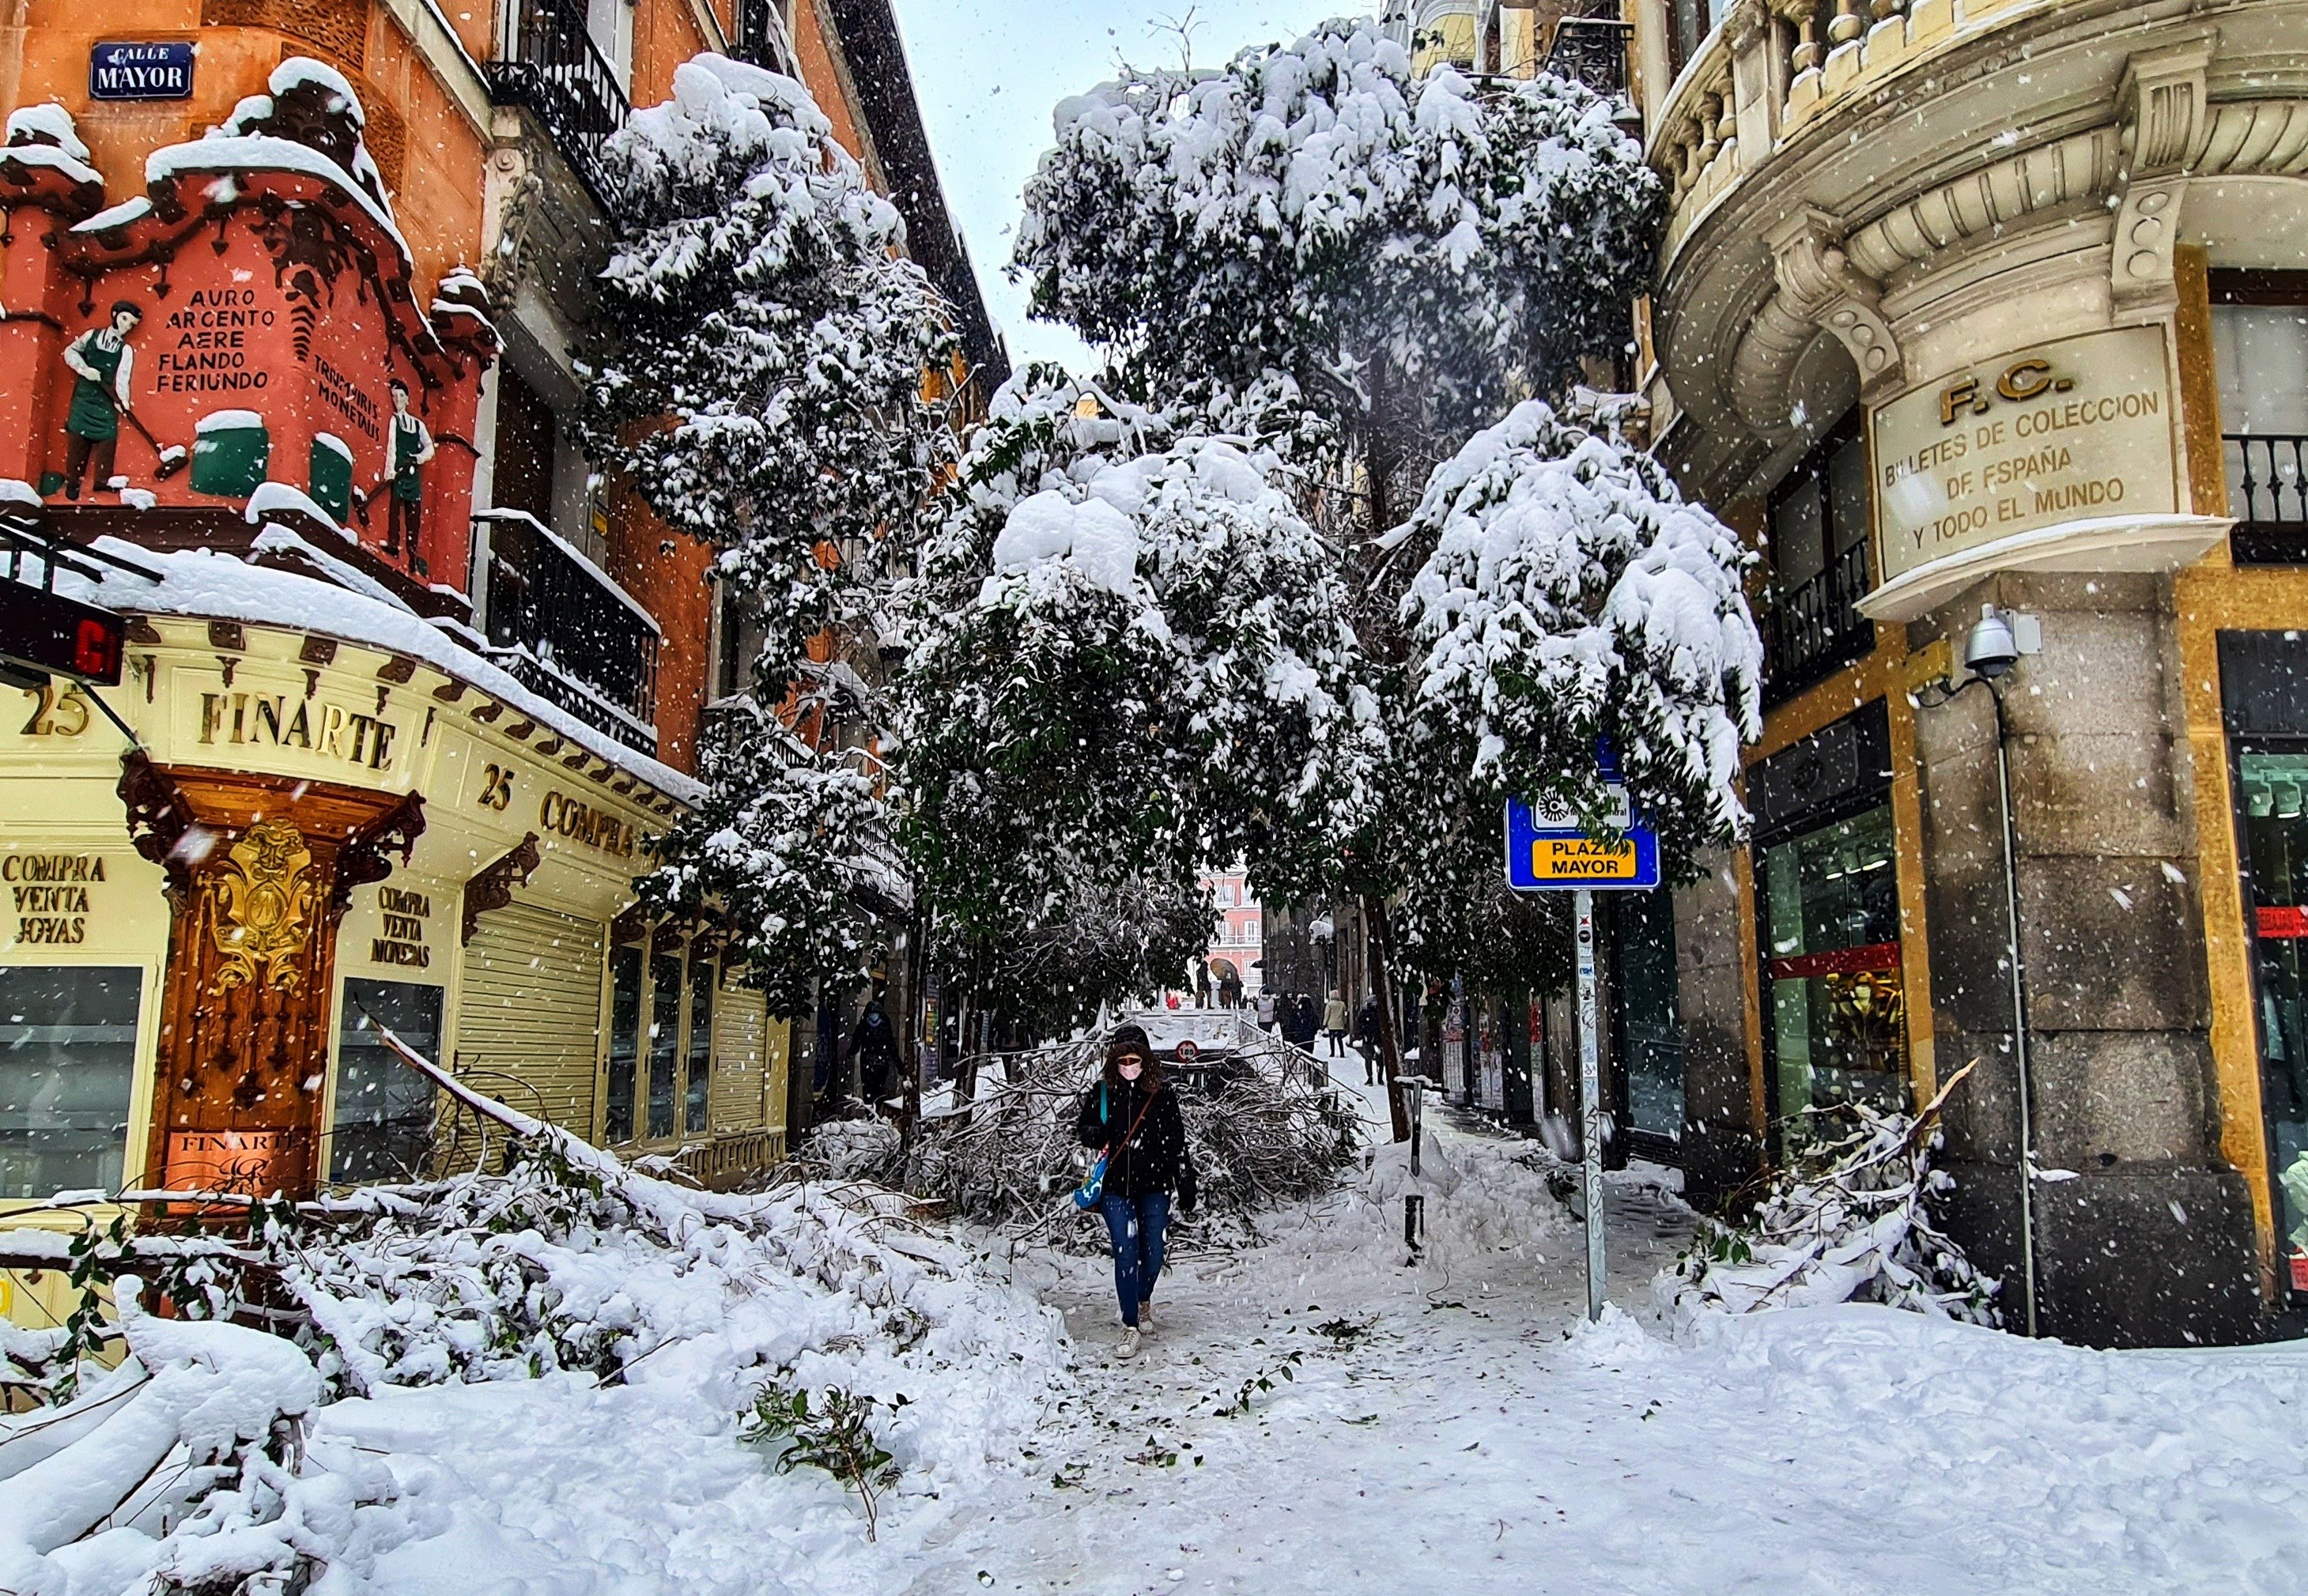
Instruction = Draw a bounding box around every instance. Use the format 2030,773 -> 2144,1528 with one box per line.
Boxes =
1197,870 -> 1263,1002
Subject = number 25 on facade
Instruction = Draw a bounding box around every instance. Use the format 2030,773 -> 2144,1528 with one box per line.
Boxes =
1503,798 -> 1661,892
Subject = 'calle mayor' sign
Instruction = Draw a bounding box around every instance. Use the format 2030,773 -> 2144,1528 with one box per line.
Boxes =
89,42 -> 195,101
1504,787 -> 1660,892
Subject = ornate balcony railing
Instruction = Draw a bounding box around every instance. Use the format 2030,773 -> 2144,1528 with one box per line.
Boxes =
470,511 -> 659,756
1546,16 -> 1633,101
2229,433 -> 2308,565
485,0 -> 630,207
1762,538 -> 1875,705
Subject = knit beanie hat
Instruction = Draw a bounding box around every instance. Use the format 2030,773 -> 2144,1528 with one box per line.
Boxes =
1106,1023 -> 1153,1064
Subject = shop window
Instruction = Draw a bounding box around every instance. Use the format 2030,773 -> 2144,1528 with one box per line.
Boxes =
0,966 -> 139,1199
2210,279 -> 2308,562
1760,803 -> 1906,1146
1611,890 -> 1684,1148
648,951 -> 682,1138
686,957 -> 714,1135
2238,750 -> 2308,1276
331,979 -> 443,1184
606,944 -> 642,1143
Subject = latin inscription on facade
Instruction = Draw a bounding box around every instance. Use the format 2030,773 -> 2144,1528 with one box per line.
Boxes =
1870,326 -> 2178,585
155,288 -> 278,395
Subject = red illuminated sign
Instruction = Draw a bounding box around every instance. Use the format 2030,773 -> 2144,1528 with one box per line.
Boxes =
0,580 -> 125,685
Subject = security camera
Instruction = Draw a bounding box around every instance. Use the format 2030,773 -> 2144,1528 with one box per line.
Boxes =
1964,606 -> 2019,679
1962,604 -> 2040,681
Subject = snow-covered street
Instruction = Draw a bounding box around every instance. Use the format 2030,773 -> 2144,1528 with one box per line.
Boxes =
895,1076 -> 2308,1595
13,1061 -> 2308,1595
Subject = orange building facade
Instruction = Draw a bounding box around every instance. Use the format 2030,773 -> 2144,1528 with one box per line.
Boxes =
0,0 -> 1002,1327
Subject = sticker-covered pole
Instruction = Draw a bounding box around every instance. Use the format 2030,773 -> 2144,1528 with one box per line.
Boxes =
1575,888 -> 1605,1322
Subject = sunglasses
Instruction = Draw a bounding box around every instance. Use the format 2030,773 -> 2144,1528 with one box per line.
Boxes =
1116,1055 -> 1146,1070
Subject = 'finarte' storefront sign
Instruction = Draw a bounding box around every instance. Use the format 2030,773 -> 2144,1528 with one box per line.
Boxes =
1870,326 -> 2178,585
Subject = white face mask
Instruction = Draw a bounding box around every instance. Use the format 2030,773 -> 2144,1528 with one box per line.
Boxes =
1118,1059 -> 1144,1080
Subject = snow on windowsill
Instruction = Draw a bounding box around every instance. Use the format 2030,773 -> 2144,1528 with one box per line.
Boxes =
244,481 -> 354,540
70,195 -> 153,235
7,139 -> 105,191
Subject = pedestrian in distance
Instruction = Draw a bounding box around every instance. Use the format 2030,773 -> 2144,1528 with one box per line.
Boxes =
1255,989 -> 1277,1031
848,988 -> 900,1107
1293,993 -> 1320,1051
1322,990 -> 1348,1058
1356,994 -> 1381,1085
1075,1023 -> 1196,1362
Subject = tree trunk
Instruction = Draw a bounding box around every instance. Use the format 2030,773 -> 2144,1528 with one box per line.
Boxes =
1362,893 -> 1411,1142
897,912 -> 927,1175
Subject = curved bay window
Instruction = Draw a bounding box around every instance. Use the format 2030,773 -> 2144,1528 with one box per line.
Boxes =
604,931 -> 719,1148
2219,632 -> 2308,1293
1762,414 -> 1875,704
1749,704 -> 1905,1156
331,980 -> 444,1184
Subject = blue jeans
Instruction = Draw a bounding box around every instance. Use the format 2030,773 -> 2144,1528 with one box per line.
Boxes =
1099,1190 -> 1169,1327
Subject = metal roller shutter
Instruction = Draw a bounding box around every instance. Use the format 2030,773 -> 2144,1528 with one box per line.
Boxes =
456,902 -> 606,1139
710,972 -> 768,1131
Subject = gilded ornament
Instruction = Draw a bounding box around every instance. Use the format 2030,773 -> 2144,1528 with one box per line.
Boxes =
211,817 -> 318,991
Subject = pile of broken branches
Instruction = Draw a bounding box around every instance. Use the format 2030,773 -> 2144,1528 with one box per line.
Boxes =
784,1036 -> 1364,1251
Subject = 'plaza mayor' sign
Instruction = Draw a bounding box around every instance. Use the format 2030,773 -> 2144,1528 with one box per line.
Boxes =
1870,325 -> 2178,584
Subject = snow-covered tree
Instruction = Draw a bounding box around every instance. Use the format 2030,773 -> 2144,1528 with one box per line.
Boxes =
1014,21 -> 1660,537
935,866 -> 1218,1044
579,53 -> 958,685
893,367 -> 1382,959
1394,398 -> 1762,870
634,719 -> 889,1019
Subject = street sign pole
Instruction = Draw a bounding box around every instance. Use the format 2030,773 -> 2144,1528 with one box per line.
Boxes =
1502,779 -> 1654,1325
1574,889 -> 1605,1323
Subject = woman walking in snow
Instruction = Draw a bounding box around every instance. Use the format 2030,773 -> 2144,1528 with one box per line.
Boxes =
1075,1022 -> 1196,1360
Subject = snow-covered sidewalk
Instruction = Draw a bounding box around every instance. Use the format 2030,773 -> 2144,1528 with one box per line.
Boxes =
901,1072 -> 2308,1595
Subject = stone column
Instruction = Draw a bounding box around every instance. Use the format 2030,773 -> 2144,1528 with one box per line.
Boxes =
1672,848 -> 1760,1207
1913,573 -> 2259,1345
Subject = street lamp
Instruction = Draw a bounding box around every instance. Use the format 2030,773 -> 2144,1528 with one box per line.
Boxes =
1918,603 -> 2043,1337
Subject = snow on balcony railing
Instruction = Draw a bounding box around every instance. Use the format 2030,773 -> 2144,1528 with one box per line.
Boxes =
470,510 -> 659,755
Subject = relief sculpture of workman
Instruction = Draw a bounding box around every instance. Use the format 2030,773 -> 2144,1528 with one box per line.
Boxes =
56,299 -> 142,499
381,376 -> 434,572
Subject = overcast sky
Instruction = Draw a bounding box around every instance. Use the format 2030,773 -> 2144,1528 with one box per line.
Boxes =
886,1 -> 1364,372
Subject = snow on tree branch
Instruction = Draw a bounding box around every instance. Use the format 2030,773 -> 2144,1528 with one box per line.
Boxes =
894,368 -> 1382,933
637,721 -> 890,1017
580,52 -> 958,689
1014,21 -> 1660,451
1398,398 -> 1762,866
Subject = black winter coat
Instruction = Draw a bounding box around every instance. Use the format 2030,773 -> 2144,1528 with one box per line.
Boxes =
1075,1079 -> 1196,1208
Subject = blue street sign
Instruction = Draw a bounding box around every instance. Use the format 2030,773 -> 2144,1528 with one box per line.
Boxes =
89,42 -> 195,102
1504,791 -> 1660,892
